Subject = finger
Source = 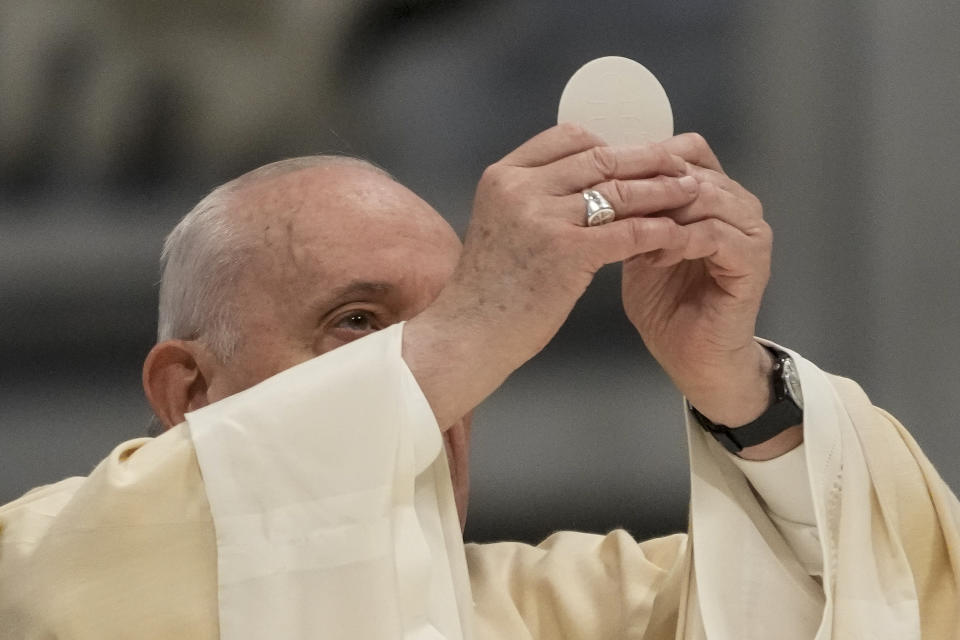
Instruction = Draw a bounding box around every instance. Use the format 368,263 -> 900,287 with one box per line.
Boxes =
679,218 -> 765,271
632,218 -> 738,269
685,163 -> 753,201
661,133 -> 724,173
645,214 -> 772,275
501,123 -> 606,168
557,174 -> 699,225
536,143 -> 687,194
662,182 -> 764,234
586,215 -> 691,266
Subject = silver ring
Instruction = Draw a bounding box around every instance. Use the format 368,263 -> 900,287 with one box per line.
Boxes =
583,189 -> 616,226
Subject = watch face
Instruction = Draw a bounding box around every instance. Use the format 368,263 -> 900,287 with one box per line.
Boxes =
782,357 -> 804,410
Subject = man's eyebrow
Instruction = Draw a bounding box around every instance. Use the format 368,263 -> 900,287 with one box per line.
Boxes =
311,280 -> 395,312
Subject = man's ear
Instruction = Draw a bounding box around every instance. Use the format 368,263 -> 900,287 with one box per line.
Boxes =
142,340 -> 213,431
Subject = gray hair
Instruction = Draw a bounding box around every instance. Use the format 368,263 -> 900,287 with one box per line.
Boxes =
148,154 -> 390,436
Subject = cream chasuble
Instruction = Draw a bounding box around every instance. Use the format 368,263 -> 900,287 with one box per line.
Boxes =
1,324 -> 958,639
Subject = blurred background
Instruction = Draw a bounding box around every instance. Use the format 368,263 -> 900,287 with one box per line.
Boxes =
1,0 -> 958,544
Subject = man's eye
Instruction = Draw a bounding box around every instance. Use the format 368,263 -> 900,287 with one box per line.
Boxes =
335,311 -> 376,332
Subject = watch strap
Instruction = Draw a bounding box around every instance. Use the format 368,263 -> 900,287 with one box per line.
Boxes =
689,348 -> 804,454
689,399 -> 803,454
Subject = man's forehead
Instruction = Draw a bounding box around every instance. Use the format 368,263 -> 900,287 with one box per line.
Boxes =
230,163 -> 460,284
234,163 -> 402,227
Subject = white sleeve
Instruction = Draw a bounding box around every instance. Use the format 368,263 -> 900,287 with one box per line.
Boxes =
186,323 -> 473,640
728,445 -> 823,577
685,341 -> 935,640
687,340 -> 825,578
684,342 -> 830,640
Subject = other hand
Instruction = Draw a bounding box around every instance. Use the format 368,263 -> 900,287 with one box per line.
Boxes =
621,133 -> 775,427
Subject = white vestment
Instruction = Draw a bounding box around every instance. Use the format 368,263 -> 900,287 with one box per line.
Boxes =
1,323 -> 958,639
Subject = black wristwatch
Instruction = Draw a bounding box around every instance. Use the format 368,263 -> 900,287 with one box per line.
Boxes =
689,347 -> 804,454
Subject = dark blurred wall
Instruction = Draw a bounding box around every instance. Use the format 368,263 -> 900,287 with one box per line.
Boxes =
1,0 -> 958,545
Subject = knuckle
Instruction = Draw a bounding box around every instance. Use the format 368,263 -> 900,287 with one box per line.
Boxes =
480,162 -> 507,186
480,164 -> 534,209
764,227 -> 774,259
750,194 -> 764,217
683,131 -> 709,151
557,122 -> 600,146
556,121 -> 585,138
707,217 -> 726,238
609,179 -> 630,206
490,165 -> 522,192
588,145 -> 619,178
629,217 -> 647,249
651,143 -> 673,165
756,219 -> 773,242
699,181 -> 720,206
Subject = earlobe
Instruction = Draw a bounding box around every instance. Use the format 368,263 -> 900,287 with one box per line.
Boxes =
142,341 -> 211,431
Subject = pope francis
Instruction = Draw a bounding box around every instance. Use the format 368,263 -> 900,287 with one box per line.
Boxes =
1,127 -> 958,639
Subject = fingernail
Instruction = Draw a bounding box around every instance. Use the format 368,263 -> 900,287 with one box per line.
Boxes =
679,175 -> 699,193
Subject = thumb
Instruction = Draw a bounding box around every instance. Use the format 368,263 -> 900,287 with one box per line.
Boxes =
586,216 -> 689,266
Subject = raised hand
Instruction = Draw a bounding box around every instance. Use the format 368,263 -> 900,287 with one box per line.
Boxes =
621,133 -> 776,430
404,124 -> 702,429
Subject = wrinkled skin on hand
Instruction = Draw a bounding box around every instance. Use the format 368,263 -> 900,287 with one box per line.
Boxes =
621,133 -> 775,428
404,123 -> 702,429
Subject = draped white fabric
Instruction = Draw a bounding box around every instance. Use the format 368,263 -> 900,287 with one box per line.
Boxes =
188,323 -> 473,640
184,324 -> 958,638
686,341 -> 929,640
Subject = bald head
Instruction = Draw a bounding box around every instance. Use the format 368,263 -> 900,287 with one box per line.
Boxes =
157,152 -> 461,364
158,155 -> 404,361
146,155 -> 471,522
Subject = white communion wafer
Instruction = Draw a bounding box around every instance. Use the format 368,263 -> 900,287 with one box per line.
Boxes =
557,56 -> 673,146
